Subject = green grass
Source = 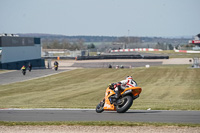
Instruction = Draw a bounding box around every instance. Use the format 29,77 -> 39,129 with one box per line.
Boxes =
0,121 -> 199,127
0,65 -> 200,110
140,50 -> 200,58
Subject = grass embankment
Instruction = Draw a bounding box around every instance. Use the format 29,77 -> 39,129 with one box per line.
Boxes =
0,65 -> 200,110
141,50 -> 200,58
0,121 -> 199,127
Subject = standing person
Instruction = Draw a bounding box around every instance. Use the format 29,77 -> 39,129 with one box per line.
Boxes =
21,65 -> 26,75
28,62 -> 32,72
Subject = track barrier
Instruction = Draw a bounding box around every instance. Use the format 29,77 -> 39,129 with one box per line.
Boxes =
76,55 -> 169,60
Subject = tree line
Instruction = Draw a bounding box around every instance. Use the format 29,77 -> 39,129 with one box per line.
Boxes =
42,39 -> 87,50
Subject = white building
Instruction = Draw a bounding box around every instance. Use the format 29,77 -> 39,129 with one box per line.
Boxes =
0,35 -> 45,69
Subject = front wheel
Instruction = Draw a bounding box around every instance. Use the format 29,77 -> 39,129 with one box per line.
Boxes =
96,101 -> 104,113
116,95 -> 133,113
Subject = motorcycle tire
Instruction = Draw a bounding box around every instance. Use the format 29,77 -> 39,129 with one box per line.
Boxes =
96,103 -> 104,113
116,95 -> 133,113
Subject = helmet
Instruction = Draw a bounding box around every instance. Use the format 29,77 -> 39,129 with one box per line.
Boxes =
126,76 -> 132,80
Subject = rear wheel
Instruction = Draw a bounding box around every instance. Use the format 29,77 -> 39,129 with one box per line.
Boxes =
116,95 -> 133,113
23,71 -> 26,75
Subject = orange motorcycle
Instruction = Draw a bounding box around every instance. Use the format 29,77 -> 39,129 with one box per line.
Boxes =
96,86 -> 142,113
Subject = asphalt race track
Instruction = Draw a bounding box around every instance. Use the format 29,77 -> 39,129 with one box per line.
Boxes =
71,61 -> 162,68
0,69 -> 70,85
0,109 -> 200,123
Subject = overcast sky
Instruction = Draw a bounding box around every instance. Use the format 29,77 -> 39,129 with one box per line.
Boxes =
0,0 -> 199,37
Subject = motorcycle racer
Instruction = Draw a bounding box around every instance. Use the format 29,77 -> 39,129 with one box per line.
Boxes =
21,65 -> 26,75
109,76 -> 137,99
96,76 -> 141,113
54,61 -> 59,71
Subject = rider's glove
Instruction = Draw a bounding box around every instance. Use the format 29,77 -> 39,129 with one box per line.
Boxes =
108,83 -> 115,89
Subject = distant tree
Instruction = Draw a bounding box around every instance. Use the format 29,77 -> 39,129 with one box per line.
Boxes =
61,39 -> 71,49
52,40 -> 60,49
197,33 -> 200,38
41,38 -> 86,50
42,39 -> 51,49
167,44 -> 173,50
155,42 -> 163,49
117,37 -> 141,44
77,39 -> 85,50
42,42 -> 49,49
155,43 -> 174,50
87,43 -> 95,49
184,43 -> 195,48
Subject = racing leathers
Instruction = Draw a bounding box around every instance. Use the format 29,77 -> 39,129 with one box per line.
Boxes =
110,76 -> 137,99
21,66 -> 26,72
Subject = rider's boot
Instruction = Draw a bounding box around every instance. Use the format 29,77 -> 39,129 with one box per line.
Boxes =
114,86 -> 121,99
109,90 -> 119,103
114,90 -> 120,99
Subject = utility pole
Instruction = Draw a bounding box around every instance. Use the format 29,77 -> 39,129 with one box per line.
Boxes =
128,30 -> 130,44
123,30 -> 130,49
127,30 -> 130,49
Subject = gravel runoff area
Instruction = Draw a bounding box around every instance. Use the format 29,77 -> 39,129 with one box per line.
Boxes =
0,126 -> 200,133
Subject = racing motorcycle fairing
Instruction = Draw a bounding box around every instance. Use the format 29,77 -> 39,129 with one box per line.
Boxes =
102,86 -> 142,111
121,87 -> 142,97
103,88 -> 116,111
